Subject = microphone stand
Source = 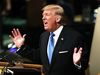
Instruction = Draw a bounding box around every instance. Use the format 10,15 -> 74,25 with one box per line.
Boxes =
1,63 -> 9,75
0,54 -> 15,66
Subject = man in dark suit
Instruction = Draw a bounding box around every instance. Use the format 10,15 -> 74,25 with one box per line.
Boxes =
9,4 -> 89,75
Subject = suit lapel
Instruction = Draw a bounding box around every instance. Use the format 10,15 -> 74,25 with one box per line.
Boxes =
41,31 -> 51,70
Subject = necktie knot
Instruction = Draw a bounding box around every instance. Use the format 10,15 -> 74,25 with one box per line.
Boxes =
50,33 -> 55,40
51,33 -> 55,37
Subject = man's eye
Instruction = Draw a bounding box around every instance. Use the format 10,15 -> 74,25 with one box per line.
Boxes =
46,14 -> 49,16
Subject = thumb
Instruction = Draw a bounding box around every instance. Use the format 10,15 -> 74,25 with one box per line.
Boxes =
23,34 -> 26,39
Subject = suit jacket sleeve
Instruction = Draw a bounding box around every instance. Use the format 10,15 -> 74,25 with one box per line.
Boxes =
16,44 -> 41,64
73,34 -> 89,71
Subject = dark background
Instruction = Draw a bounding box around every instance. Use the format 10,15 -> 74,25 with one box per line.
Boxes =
0,0 -> 98,63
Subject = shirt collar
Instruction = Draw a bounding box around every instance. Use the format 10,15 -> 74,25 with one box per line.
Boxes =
53,25 -> 64,36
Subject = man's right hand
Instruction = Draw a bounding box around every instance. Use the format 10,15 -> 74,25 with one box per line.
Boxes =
9,28 -> 26,48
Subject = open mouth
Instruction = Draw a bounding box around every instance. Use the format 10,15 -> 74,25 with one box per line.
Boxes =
44,22 -> 48,26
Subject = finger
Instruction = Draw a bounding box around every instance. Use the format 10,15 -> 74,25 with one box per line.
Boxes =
9,35 -> 14,41
13,28 -> 18,36
79,47 -> 82,54
23,34 -> 26,39
74,47 -> 77,53
17,28 -> 22,37
12,30 -> 16,38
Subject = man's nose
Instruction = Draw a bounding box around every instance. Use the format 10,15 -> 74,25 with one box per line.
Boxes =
42,15 -> 46,20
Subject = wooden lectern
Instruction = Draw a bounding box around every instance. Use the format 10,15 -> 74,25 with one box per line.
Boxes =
0,62 -> 43,75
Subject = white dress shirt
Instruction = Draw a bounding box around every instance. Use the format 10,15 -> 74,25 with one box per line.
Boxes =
47,25 -> 63,57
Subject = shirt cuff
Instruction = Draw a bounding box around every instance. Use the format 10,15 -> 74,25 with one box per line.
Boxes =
74,61 -> 81,69
17,44 -> 25,51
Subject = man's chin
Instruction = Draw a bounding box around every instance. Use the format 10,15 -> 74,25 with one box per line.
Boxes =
44,27 -> 48,30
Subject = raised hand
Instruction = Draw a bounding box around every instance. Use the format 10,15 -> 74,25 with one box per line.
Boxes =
73,47 -> 82,65
9,28 -> 26,48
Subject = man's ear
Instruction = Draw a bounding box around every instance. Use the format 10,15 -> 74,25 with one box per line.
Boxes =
56,16 -> 61,23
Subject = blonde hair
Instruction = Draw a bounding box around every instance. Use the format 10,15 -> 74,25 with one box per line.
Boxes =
42,4 -> 66,25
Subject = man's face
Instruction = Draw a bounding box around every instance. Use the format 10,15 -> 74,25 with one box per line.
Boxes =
42,9 -> 58,32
